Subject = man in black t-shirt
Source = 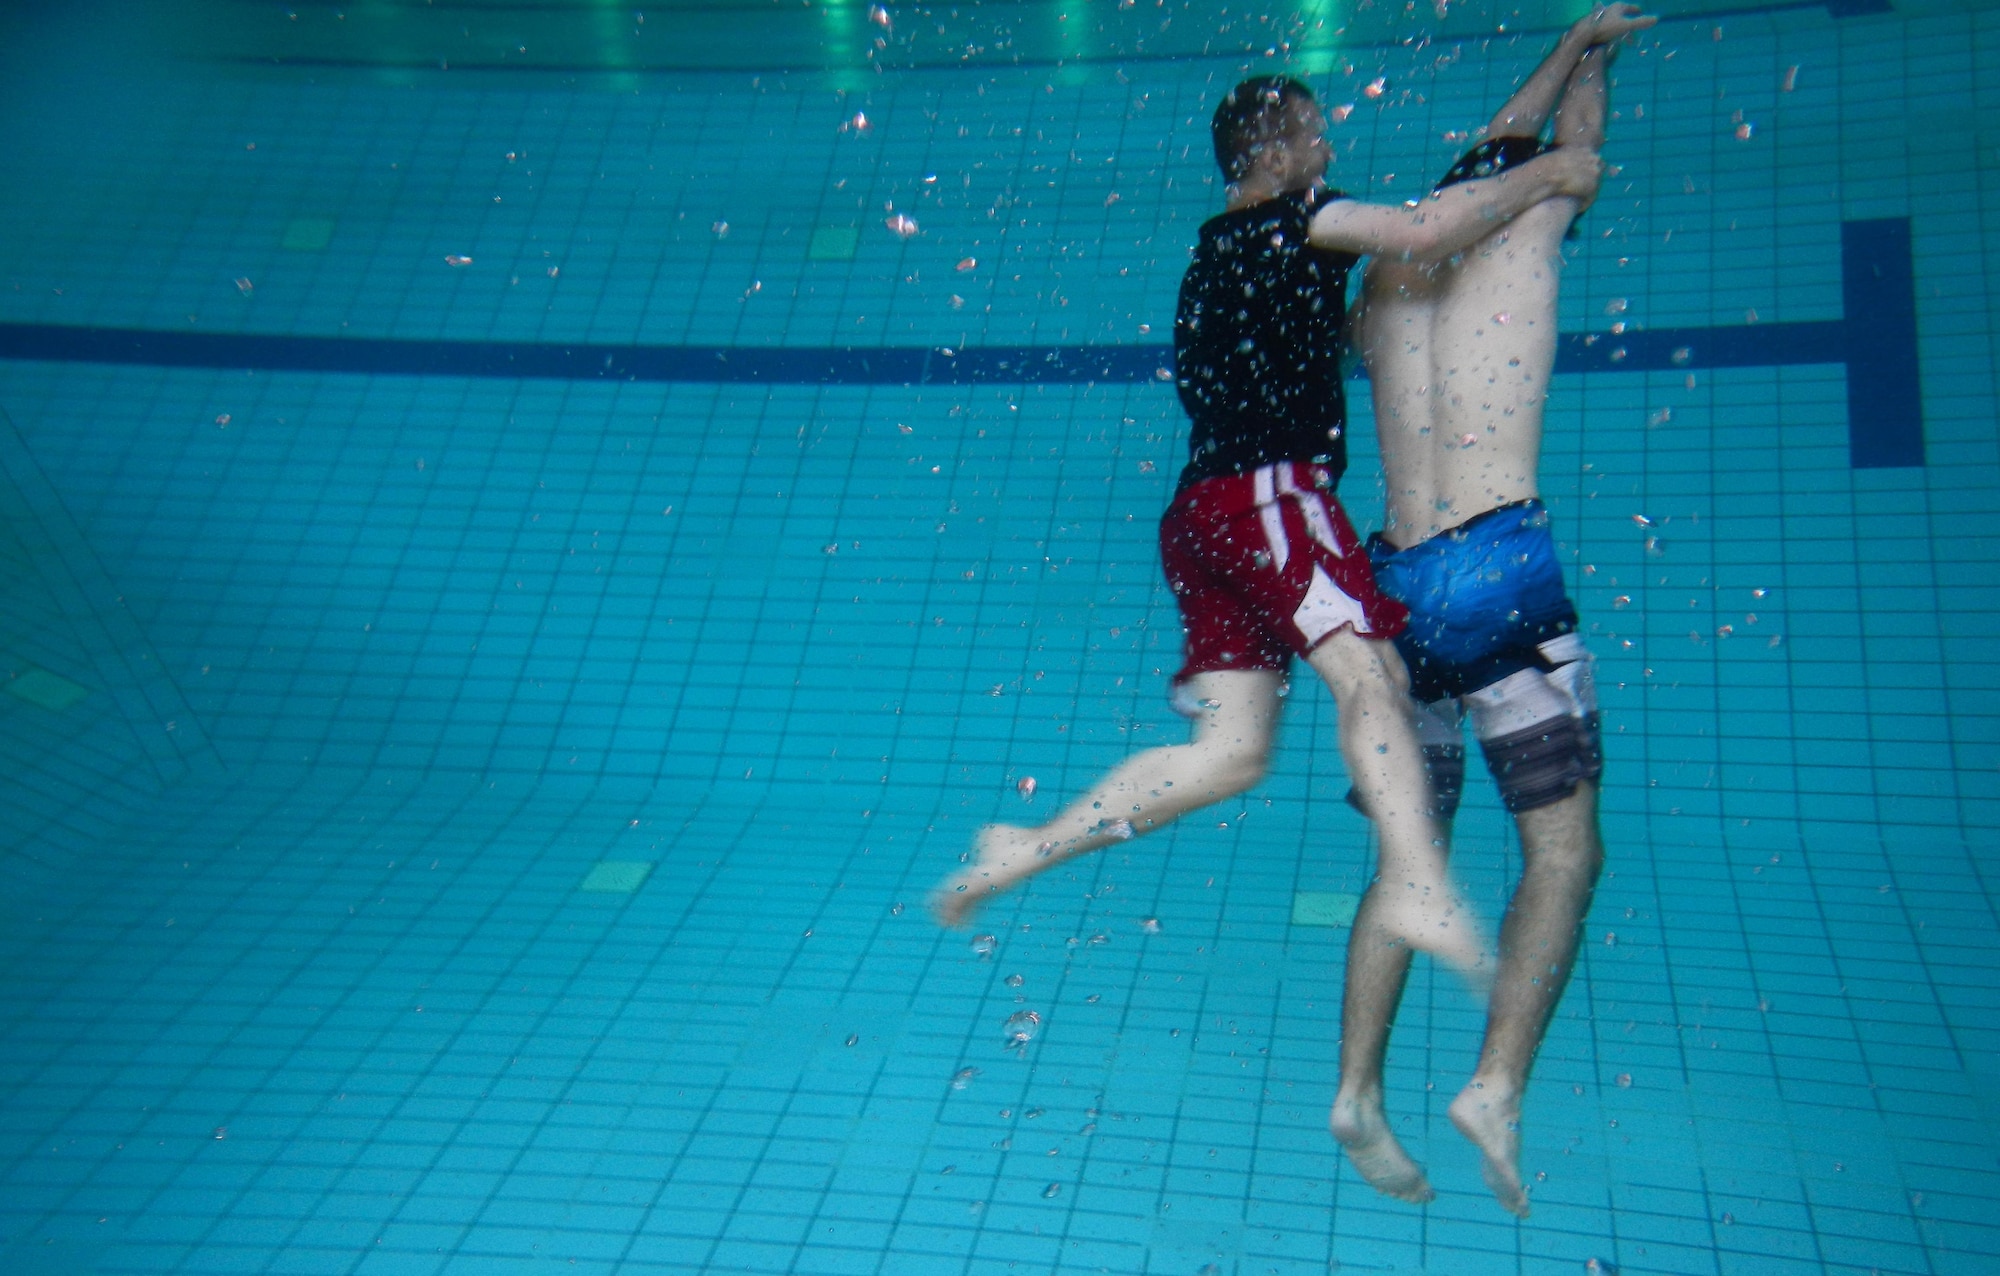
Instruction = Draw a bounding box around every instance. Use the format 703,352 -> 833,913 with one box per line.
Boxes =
931,77 -> 1599,1176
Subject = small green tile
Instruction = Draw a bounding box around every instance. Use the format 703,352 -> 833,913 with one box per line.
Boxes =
579,860 -> 653,893
5,666 -> 89,712
808,226 -> 859,261
1291,891 -> 1359,927
281,217 -> 336,251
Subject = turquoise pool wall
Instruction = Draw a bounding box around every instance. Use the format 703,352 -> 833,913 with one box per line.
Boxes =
0,3 -> 1995,1273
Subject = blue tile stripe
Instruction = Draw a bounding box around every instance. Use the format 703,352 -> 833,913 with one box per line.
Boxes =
1841,217 -> 1925,468
0,319 -> 1852,383
0,223 -> 1923,465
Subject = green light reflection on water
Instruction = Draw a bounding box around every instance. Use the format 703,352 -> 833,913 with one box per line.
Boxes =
1292,0 -> 1347,78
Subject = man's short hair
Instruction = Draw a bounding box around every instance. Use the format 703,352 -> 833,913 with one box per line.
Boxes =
1211,76 -> 1316,183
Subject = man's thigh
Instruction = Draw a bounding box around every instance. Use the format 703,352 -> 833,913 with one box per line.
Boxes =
1464,635 -> 1603,815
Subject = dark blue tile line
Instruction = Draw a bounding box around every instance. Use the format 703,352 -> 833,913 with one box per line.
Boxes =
1554,321 -> 1843,374
0,320 -> 1843,384
1841,218 -> 1924,468
0,219 -> 1924,466
0,326 -> 1171,385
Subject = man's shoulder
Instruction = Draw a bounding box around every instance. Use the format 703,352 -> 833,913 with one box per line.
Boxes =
1198,188 -> 1354,251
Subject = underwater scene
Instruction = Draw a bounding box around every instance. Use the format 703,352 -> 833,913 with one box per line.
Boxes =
0,0 -> 1994,1272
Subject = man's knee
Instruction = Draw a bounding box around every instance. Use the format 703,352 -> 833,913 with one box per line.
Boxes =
1515,781 -> 1604,874
1205,737 -> 1271,796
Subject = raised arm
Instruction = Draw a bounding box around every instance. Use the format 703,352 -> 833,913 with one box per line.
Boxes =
1485,3 -> 1655,141
1306,146 -> 1603,260
1554,42 -> 1612,151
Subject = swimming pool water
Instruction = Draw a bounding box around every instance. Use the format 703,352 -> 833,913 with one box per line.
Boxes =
0,1 -> 1994,1272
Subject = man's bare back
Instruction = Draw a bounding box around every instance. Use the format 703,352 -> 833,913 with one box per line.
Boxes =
1364,197 -> 1574,545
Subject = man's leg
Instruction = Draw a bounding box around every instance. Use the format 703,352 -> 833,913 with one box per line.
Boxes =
1307,630 -> 1485,1203
1306,631 -> 1486,974
931,668 -> 1284,927
1449,778 -> 1603,1217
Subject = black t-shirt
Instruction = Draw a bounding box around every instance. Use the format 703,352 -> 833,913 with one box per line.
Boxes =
1172,186 -> 1360,491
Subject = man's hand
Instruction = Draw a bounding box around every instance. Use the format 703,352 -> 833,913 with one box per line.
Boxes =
1576,2 -> 1657,47
1535,146 -> 1606,202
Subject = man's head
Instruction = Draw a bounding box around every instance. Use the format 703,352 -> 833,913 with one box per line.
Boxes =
1211,76 -> 1329,192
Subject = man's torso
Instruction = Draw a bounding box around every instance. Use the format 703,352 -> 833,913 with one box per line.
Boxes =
1173,188 -> 1359,492
1363,184 -> 1576,546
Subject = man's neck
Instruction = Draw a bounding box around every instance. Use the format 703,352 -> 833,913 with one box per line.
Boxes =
1225,176 -> 1319,213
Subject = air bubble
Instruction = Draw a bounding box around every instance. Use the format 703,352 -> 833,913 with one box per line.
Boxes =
971,934 -> 997,958
1003,1010 -> 1042,1046
1017,776 -> 1037,800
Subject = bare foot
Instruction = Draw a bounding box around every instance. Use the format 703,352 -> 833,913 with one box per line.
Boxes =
928,825 -> 1052,927
1330,1090 -> 1435,1204
1369,878 -> 1493,991
1449,1079 -> 1529,1217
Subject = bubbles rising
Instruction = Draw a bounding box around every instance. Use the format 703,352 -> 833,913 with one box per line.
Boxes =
1003,1010 -> 1042,1047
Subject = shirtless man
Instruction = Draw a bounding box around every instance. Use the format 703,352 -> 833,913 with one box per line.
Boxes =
932,80 -> 1603,989
1343,4 -> 1655,1215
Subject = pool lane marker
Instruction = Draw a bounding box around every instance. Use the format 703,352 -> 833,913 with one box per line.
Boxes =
0,218 -> 1923,469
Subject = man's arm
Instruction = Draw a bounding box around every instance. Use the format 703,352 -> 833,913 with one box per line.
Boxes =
1484,3 -> 1654,141
1554,43 -> 1612,151
1306,146 -> 1603,260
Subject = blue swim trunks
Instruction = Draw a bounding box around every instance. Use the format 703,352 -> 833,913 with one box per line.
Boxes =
1367,500 -> 1578,704
1352,499 -> 1601,816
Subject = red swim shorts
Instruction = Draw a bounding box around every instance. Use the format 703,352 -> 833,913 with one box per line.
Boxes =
1159,460 -> 1409,696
